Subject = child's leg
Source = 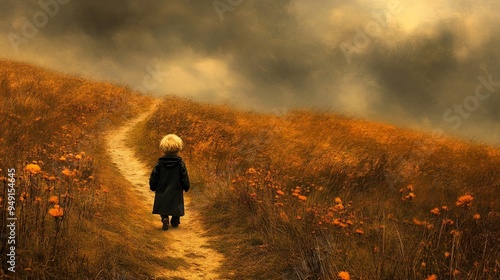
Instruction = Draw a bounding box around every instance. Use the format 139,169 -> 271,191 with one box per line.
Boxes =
161,215 -> 169,230
171,216 -> 180,227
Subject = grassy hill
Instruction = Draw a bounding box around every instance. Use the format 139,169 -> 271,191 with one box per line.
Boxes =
132,97 -> 500,279
1,60 -> 498,279
0,60 -> 180,278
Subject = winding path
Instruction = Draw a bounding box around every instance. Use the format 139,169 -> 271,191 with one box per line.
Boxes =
106,100 -> 224,279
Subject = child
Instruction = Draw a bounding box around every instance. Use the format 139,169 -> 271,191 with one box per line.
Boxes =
149,134 -> 190,230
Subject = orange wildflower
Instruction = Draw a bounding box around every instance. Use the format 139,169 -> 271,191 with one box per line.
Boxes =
426,274 -> 437,280
49,196 -> 59,204
473,213 -> 481,220
442,219 -> 454,225
25,164 -> 41,174
355,228 -> 364,234
334,203 -> 344,211
61,168 -> 74,177
456,194 -> 473,208
338,271 -> 350,280
48,205 -> 64,217
298,195 -> 307,201
430,207 -> 440,215
276,190 -> 284,196
334,197 -> 342,204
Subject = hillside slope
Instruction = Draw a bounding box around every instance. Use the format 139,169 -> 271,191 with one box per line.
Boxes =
132,96 -> 500,280
0,60 -> 178,278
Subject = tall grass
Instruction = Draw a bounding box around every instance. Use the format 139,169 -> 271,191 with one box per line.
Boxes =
134,96 -> 499,279
0,60 -> 168,278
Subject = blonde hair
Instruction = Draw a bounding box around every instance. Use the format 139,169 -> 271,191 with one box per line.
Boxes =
159,134 -> 183,154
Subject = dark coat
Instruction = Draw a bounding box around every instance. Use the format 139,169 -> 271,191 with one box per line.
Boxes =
149,155 -> 190,216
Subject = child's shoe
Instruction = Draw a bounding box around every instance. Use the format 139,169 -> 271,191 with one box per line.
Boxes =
162,218 -> 169,230
171,216 -> 180,228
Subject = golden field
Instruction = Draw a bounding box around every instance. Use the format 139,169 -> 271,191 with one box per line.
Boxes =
0,60 -> 498,279
132,97 -> 500,279
0,60 -> 183,279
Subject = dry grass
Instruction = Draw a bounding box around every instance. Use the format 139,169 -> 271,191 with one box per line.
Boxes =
132,96 -> 500,280
0,60 -> 177,278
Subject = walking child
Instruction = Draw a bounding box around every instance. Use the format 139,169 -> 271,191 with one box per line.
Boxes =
149,134 -> 190,230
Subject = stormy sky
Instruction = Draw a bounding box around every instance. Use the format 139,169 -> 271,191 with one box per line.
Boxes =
1,0 -> 499,144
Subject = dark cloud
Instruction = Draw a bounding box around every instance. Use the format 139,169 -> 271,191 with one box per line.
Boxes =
1,0 -> 499,144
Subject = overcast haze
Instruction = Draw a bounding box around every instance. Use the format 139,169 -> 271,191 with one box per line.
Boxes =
1,0 -> 499,144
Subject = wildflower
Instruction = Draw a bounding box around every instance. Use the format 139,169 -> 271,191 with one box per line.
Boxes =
473,213 -> 481,220
450,229 -> 461,236
441,206 -> 449,211
59,156 -> 66,161
49,196 -> 59,204
407,184 -> 414,192
48,205 -> 64,217
279,211 -> 289,222
20,192 -> 28,202
430,207 -> 440,215
334,203 -> 344,211
334,197 -> 342,204
426,274 -> 437,280
298,195 -> 307,201
444,251 -> 450,258
276,190 -> 284,196
442,219 -> 454,225
35,196 -> 42,202
61,168 -> 74,177
25,164 -> 41,174
456,194 -> 473,208
338,271 -> 350,280
75,154 -> 82,160
355,228 -> 364,234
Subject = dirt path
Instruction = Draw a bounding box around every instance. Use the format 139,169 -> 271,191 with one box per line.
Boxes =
106,100 -> 224,280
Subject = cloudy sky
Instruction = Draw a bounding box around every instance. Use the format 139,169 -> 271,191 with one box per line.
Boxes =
1,0 -> 499,144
